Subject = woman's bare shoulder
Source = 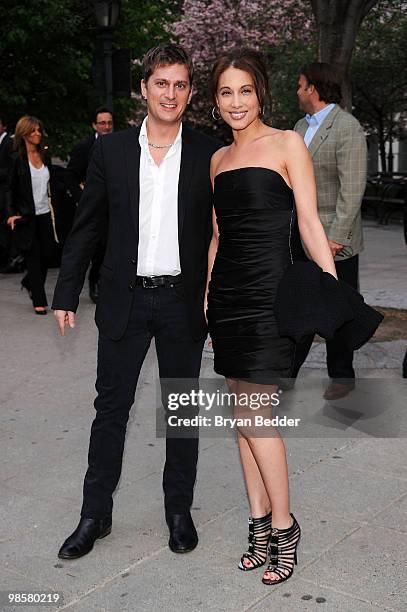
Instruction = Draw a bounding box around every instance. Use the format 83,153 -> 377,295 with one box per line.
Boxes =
281,129 -> 305,148
211,145 -> 230,172
262,128 -> 302,144
264,130 -> 307,159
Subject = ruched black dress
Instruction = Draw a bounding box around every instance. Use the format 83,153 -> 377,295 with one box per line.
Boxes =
208,167 -> 307,382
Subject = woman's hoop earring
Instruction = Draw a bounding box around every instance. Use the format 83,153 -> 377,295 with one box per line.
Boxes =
259,106 -> 265,117
212,106 -> 221,121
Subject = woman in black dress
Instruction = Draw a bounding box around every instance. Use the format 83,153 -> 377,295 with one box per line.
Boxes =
6,116 -> 58,314
206,50 -> 338,585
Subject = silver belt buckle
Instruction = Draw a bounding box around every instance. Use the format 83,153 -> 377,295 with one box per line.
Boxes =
142,276 -> 154,289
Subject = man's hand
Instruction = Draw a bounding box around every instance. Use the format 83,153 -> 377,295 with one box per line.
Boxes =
7,215 -> 22,230
328,240 -> 345,257
54,310 -> 76,336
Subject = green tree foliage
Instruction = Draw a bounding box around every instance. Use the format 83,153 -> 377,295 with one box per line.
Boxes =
268,0 -> 406,142
310,0 -> 379,109
267,39 -> 317,131
0,0 -> 95,156
0,0 -> 178,158
351,0 -> 407,173
172,0 -> 314,138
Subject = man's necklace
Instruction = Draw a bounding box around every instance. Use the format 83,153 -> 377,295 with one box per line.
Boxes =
148,141 -> 173,149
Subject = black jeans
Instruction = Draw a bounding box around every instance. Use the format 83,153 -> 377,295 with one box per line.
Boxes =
292,254 -> 359,380
81,284 -> 205,519
24,213 -> 56,307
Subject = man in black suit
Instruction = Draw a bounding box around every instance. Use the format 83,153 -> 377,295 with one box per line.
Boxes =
0,115 -> 12,186
65,107 -> 114,303
0,115 -> 15,269
53,44 -> 220,560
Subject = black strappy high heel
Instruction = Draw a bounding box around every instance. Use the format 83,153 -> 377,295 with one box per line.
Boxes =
262,513 -> 301,585
238,511 -> 272,571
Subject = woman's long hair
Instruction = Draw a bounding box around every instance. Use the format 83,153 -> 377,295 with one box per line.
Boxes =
13,115 -> 45,160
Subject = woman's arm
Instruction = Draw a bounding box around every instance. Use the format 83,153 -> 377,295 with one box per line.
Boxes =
206,207 -> 219,302
284,131 -> 337,279
204,151 -> 224,319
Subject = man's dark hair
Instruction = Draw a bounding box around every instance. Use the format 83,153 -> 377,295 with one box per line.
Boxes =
92,107 -> 113,124
300,62 -> 342,105
0,115 -> 6,126
142,43 -> 194,86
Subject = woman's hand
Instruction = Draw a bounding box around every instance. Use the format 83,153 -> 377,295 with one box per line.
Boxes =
7,215 -> 23,230
204,294 -> 208,324
284,131 -> 338,279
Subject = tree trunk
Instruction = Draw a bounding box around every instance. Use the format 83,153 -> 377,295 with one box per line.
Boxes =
378,122 -> 387,174
310,0 -> 379,111
387,137 -> 394,175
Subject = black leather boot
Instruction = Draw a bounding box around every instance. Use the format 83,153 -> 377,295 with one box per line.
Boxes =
58,517 -> 112,560
166,512 -> 198,553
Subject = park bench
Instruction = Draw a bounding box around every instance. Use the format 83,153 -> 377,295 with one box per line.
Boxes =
362,175 -> 407,226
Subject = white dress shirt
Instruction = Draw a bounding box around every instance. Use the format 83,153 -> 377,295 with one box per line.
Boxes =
137,117 -> 182,276
0,132 -> 7,146
304,103 -> 335,147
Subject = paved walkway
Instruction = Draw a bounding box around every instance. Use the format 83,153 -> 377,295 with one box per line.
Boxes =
0,221 -> 406,611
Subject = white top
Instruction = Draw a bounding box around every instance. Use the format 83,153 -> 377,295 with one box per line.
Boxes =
137,116 -> 182,276
29,162 -> 50,215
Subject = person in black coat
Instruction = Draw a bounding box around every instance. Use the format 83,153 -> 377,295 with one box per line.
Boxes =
52,44 -> 221,560
5,115 -> 58,314
65,107 -> 114,303
0,115 -> 13,267
0,115 -> 12,201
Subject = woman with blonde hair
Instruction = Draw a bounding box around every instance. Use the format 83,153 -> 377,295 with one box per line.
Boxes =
6,115 -> 58,314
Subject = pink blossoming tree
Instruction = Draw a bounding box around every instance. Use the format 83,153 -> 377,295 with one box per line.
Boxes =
172,0 -> 313,134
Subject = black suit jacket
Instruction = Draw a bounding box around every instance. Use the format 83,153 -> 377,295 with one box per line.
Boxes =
52,125 -> 221,341
0,134 -> 12,211
0,134 -> 12,185
275,261 -> 383,350
4,152 -> 59,251
65,134 -> 96,202
0,134 -> 13,221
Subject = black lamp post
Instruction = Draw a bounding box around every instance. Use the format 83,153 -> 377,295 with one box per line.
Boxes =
93,1 -> 121,111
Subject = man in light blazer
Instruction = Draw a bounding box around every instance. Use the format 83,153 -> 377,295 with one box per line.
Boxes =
52,44 -> 220,560
293,62 -> 368,400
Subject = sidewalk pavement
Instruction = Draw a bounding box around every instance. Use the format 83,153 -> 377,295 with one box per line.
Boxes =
1,221 -> 406,612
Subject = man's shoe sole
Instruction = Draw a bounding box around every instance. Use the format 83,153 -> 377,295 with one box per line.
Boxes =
323,388 -> 355,400
169,539 -> 198,554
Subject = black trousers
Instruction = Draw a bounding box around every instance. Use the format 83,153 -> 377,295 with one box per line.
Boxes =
292,254 -> 359,380
81,284 -> 205,519
0,186 -> 8,266
24,213 -> 56,307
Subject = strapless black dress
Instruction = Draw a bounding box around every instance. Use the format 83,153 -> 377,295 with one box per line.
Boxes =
207,167 -> 307,381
